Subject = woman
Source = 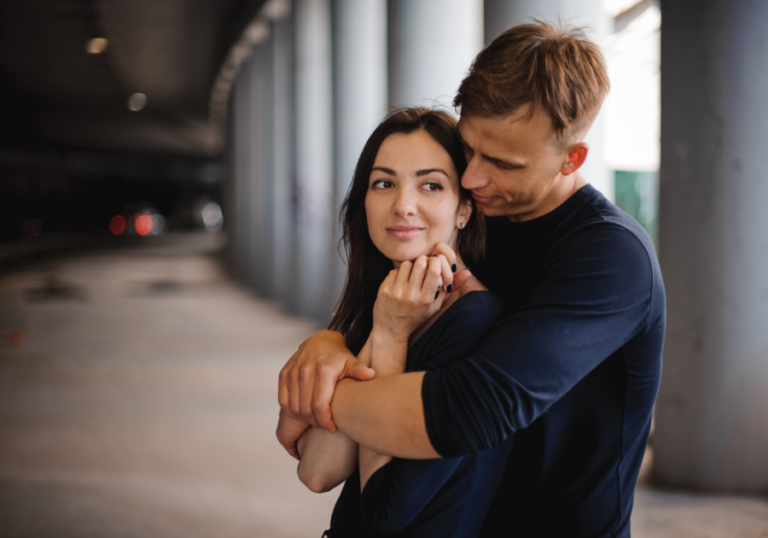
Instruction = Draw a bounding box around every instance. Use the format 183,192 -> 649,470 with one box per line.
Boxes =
285,108 -> 512,537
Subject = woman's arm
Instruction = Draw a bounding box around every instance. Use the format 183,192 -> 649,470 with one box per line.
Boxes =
294,337 -> 373,493
358,329 -> 409,490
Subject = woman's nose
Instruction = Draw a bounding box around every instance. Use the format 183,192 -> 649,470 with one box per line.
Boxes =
392,189 -> 416,217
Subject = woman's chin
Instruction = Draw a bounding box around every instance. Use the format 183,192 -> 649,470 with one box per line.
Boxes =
382,247 -> 431,265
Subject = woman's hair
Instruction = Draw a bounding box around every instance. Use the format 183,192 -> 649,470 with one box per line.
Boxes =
329,107 -> 486,354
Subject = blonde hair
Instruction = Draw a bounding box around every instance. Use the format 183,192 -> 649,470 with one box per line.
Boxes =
454,19 -> 610,148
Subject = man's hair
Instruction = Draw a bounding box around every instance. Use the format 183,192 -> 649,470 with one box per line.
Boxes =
454,19 -> 610,148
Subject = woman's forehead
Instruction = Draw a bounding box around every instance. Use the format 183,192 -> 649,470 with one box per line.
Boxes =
373,131 -> 456,176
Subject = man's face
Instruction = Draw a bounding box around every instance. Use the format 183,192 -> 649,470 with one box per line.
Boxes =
457,107 -> 573,222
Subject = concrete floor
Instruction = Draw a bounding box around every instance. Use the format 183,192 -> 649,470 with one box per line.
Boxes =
0,233 -> 766,538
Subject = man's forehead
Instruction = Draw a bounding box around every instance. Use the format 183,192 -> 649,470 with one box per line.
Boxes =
459,108 -> 555,150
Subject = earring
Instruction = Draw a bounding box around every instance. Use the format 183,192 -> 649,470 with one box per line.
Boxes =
459,222 -> 466,229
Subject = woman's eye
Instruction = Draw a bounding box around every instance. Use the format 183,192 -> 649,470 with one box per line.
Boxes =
423,182 -> 443,192
371,180 -> 393,189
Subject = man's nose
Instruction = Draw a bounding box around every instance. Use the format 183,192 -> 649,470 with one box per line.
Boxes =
461,156 -> 489,190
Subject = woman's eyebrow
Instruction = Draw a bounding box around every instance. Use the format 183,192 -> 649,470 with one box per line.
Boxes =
416,168 -> 449,177
371,166 -> 396,175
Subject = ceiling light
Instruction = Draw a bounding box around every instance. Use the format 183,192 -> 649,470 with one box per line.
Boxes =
86,37 -> 109,54
128,93 -> 147,112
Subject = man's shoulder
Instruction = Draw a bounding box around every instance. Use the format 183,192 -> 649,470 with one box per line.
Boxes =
558,184 -> 659,268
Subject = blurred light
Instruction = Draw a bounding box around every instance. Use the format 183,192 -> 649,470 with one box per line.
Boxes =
110,215 -> 126,235
86,37 -> 109,54
201,202 -> 224,233
150,214 -> 167,236
10,330 -> 22,348
128,93 -> 147,112
135,214 -> 153,236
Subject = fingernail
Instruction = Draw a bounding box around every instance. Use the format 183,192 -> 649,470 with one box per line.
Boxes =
446,284 -> 452,293
435,290 -> 440,300
451,263 -> 457,273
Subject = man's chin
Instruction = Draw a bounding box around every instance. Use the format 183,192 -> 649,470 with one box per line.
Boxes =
476,203 -> 508,218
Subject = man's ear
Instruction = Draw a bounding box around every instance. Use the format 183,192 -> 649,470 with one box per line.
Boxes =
561,143 -> 589,176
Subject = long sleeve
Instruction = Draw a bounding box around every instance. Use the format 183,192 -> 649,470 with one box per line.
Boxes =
422,224 -> 660,457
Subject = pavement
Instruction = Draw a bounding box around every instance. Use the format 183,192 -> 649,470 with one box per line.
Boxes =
0,232 -> 766,538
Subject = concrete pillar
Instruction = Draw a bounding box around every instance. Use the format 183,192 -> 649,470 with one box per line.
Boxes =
654,1 -> 768,493
293,0 -> 335,320
388,0 -> 483,110
483,0 -> 613,201
245,39 -> 274,290
270,15 -> 296,304
230,56 -> 257,282
329,0 -> 387,308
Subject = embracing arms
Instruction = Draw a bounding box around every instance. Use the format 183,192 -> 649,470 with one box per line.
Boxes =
291,337 -> 373,493
278,227 -> 658,460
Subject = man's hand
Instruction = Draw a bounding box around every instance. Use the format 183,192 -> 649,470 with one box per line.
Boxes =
278,330 -> 375,432
276,408 -> 311,460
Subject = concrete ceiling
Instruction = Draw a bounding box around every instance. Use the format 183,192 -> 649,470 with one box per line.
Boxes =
0,0 -> 263,157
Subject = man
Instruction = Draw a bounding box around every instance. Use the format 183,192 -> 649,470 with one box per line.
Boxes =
278,21 -> 664,537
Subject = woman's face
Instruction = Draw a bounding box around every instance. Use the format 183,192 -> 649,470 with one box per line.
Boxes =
365,130 -> 471,265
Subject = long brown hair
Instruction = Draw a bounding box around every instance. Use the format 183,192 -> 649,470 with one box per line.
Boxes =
329,108 -> 485,354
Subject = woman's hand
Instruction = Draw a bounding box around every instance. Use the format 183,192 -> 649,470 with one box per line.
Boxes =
277,408 -> 311,460
373,252 -> 454,344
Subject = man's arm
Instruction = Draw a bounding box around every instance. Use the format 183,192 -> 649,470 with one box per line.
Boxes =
291,337 -> 374,493
279,226 -> 657,460
335,371 -> 438,459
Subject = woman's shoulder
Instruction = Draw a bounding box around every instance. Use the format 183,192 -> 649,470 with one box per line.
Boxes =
406,290 -> 504,371
442,289 -> 504,331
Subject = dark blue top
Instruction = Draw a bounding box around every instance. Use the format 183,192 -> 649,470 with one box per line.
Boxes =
422,185 -> 666,537
329,290 -> 510,538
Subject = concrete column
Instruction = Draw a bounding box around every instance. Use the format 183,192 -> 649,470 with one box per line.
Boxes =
329,0 -> 387,308
245,39 -> 274,290
230,56 -> 257,282
388,0 -> 483,110
483,0 -> 613,200
293,0 -> 335,320
270,15 -> 296,304
654,1 -> 768,493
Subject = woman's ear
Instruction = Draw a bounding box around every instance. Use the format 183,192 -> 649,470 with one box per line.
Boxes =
457,199 -> 473,229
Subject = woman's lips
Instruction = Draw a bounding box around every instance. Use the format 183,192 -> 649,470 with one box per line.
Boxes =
471,192 -> 496,204
386,225 -> 424,239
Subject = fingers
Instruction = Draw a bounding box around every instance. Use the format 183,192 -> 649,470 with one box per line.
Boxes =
346,360 -> 377,381
278,363 -> 290,409
423,256 -> 445,304
431,242 -> 458,273
407,255 -> 430,294
312,364 -> 339,433
298,362 -> 318,426
432,254 -> 453,293
276,408 -> 310,460
452,268 -> 473,291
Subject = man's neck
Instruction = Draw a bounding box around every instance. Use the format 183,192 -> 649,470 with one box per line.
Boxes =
508,172 -> 587,223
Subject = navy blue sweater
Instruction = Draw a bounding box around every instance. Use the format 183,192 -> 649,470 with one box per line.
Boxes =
329,291 -> 510,537
423,184 -> 665,537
